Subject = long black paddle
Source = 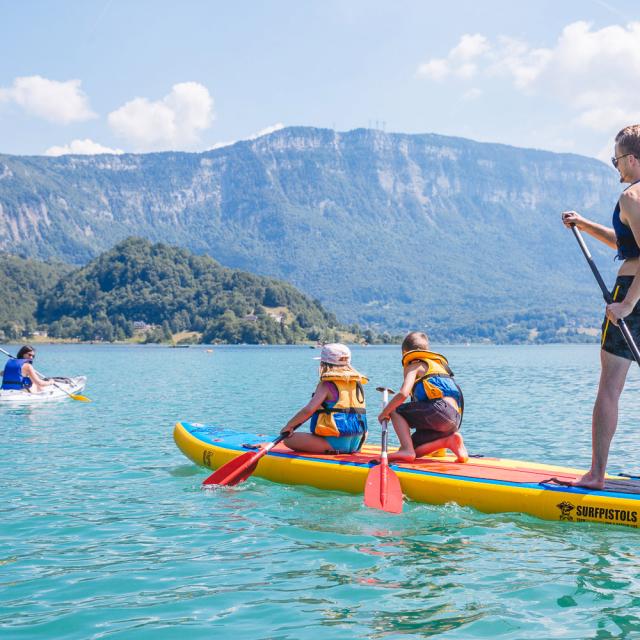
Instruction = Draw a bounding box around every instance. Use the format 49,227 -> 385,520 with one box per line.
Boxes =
569,225 -> 640,367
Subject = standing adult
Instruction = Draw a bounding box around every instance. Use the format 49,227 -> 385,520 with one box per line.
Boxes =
561,124 -> 640,489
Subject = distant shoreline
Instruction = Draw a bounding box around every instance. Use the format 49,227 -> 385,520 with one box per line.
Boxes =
0,337 -> 600,347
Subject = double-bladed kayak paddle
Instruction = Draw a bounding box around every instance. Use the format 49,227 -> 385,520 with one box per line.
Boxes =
0,347 -> 91,402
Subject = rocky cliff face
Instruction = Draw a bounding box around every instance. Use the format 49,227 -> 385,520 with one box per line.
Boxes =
0,127 -> 620,333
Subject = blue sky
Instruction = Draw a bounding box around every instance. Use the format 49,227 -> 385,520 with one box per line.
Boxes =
1,0 -> 639,159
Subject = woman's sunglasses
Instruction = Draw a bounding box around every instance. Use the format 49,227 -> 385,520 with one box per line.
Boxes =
611,153 -> 634,168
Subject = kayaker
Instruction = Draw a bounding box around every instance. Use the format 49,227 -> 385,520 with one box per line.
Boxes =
561,124 -> 640,490
280,343 -> 368,454
379,331 -> 468,463
0,345 -> 54,393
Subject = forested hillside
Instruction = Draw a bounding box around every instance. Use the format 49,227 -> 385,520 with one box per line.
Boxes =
0,127 -> 621,340
0,253 -> 71,339
35,238 -> 362,344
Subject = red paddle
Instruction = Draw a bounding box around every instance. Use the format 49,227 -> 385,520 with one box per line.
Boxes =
202,427 -> 298,487
364,387 -> 403,513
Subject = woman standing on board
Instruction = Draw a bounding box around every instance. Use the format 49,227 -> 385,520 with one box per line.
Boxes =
561,124 -> 640,489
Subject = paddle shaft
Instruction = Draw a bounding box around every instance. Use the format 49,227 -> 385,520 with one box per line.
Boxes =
202,425 -> 302,486
380,388 -> 390,461
362,385 -> 403,512
0,347 -> 13,359
220,434 -> 285,485
570,225 -> 640,367
378,388 -> 391,504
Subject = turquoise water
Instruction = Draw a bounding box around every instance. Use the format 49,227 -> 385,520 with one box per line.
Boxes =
2,344 -> 640,639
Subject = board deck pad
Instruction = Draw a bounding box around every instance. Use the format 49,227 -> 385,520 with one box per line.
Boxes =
183,423 -> 640,496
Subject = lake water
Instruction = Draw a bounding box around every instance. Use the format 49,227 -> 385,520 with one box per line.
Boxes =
2,343 -> 640,639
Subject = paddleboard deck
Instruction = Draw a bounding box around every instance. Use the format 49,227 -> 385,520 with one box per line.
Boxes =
174,421 -> 640,528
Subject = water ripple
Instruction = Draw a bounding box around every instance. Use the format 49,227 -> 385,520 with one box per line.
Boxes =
2,344 -> 640,639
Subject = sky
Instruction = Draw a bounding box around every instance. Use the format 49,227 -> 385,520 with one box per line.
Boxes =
1,0 -> 640,160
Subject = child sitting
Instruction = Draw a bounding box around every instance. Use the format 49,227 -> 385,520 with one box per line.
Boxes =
378,331 -> 468,463
281,343 -> 368,454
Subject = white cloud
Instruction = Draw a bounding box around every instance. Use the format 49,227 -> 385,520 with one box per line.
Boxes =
45,139 -> 124,156
0,75 -> 96,124
252,123 -> 285,138
487,36 -> 552,89
107,82 -> 214,151
208,122 -> 285,150
417,21 -> 640,137
450,34 -> 489,60
417,34 -> 488,80
416,58 -> 449,81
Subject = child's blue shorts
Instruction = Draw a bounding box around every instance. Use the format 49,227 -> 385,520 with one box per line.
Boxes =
325,433 -> 365,454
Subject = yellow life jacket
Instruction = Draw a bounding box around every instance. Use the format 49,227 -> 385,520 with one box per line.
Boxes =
310,370 -> 368,438
401,350 -> 463,414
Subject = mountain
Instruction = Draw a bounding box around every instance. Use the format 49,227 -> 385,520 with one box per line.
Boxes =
35,237 -> 355,344
0,127 -> 621,339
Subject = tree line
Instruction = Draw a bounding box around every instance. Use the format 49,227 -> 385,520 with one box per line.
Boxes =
3,238 -> 394,344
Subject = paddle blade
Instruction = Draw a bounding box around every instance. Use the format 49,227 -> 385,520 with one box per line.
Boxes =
364,462 -> 403,514
69,393 -> 91,402
52,382 -> 91,402
202,450 -> 262,487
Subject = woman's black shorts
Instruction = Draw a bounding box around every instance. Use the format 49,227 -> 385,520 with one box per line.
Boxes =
395,399 -> 461,449
601,275 -> 640,360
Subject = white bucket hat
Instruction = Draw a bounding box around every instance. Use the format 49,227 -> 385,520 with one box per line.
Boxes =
313,343 -> 352,365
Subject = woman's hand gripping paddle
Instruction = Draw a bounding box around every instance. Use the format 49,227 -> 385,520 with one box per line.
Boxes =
568,225 -> 640,367
202,426 -> 299,487
364,386 -> 403,513
0,347 -> 91,402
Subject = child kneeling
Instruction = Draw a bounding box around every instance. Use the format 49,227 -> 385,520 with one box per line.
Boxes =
379,331 -> 468,463
280,343 -> 368,454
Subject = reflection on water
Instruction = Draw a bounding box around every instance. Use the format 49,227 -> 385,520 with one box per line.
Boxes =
1,344 -> 640,639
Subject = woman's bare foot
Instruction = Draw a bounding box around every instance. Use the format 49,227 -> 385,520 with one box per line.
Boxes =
571,471 -> 605,490
388,447 -> 416,463
444,432 -> 469,463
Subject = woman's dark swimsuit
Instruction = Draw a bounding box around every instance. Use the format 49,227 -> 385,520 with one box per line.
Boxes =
604,183 -> 640,360
601,275 -> 640,360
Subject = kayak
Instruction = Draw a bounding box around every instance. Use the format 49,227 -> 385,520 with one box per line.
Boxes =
0,376 -> 87,405
174,421 -> 640,528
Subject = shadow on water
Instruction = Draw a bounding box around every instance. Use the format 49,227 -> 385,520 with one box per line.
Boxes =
168,464 -> 202,477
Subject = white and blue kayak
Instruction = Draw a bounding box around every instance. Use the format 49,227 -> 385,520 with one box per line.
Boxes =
0,376 -> 87,405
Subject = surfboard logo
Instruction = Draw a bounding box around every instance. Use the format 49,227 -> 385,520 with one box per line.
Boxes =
203,449 -> 214,467
575,505 -> 638,523
557,501 -> 575,521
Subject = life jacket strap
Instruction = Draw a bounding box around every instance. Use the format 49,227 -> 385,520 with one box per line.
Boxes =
317,407 -> 366,415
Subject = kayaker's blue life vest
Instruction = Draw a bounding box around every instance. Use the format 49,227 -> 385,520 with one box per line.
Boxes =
401,350 -> 464,415
614,181 -> 640,260
1,358 -> 32,390
310,370 -> 368,438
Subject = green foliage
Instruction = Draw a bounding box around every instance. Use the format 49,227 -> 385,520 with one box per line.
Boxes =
0,253 -> 72,339
36,237 -> 351,344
